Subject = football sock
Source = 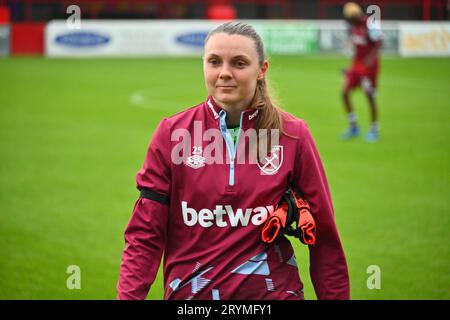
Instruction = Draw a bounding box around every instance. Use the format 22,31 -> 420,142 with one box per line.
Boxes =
348,112 -> 358,127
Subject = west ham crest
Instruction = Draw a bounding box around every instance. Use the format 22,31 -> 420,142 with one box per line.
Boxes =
257,145 -> 284,175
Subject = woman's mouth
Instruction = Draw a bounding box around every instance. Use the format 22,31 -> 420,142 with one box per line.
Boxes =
217,85 -> 236,90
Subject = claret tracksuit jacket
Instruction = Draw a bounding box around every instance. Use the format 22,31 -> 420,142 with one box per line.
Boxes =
117,96 -> 350,300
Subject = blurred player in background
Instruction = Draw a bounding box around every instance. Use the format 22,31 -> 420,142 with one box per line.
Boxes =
341,2 -> 383,142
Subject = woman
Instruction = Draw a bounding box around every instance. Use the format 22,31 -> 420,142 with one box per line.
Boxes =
117,21 -> 349,300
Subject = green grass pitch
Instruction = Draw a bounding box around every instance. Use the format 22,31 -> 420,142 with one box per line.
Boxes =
0,56 -> 449,299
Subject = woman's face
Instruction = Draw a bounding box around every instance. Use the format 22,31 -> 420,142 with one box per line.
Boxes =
203,33 -> 268,110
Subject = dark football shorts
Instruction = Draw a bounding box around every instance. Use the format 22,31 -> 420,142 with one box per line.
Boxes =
344,63 -> 379,96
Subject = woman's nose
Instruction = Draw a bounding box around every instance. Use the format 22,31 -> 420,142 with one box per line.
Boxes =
219,64 -> 232,80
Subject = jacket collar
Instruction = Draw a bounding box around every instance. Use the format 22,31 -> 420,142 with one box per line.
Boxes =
205,96 -> 259,129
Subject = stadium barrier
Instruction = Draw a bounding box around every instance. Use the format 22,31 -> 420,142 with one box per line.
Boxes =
3,19 -> 447,58
399,22 -> 450,57
0,6 -> 9,56
11,23 -> 45,55
0,24 -> 9,56
45,20 -> 320,57
44,20 -> 450,58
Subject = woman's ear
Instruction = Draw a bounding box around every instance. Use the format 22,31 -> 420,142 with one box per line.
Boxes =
258,60 -> 269,80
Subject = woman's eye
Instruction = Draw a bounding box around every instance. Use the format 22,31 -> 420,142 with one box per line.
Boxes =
234,61 -> 247,68
209,59 -> 220,66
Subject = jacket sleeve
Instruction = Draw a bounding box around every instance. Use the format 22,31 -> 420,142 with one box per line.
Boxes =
293,120 -> 350,300
117,119 -> 172,300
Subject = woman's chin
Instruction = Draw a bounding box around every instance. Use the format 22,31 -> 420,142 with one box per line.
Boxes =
214,94 -> 237,106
